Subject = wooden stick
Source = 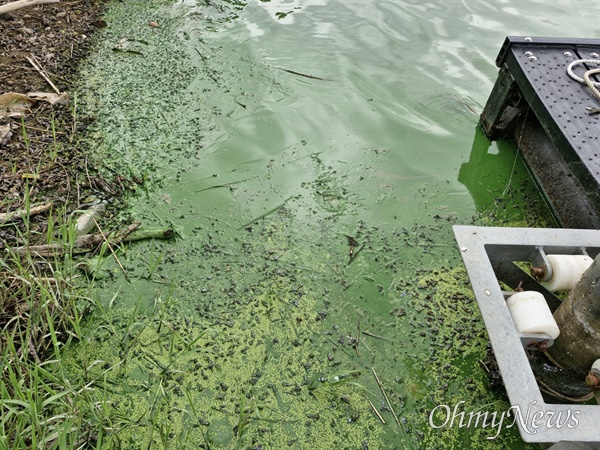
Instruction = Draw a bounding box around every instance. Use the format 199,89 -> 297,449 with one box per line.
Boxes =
112,221 -> 142,245
0,0 -> 59,15
347,243 -> 365,265
6,275 -> 61,284
0,202 -> 53,223
360,337 -> 375,357
12,235 -> 102,257
371,367 -> 401,427
354,317 -> 361,356
237,196 -> 293,230
275,66 -> 331,81
26,56 -> 61,95
362,330 -> 392,342
123,226 -> 175,242
367,398 -> 386,424
10,226 -> 175,257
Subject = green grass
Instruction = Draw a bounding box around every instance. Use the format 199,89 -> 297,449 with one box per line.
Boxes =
0,203 -> 104,449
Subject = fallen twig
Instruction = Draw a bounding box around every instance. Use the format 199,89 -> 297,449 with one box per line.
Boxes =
348,243 -> 365,265
275,66 -> 331,81
5,275 -> 61,284
371,366 -> 401,428
26,56 -> 61,95
13,234 -> 104,257
195,176 -> 256,193
10,225 -> 175,257
367,398 -> 386,424
447,90 -> 479,116
237,196 -> 293,230
362,330 -> 392,342
360,337 -> 375,357
0,202 -> 53,223
112,221 -> 142,245
0,0 -> 59,15
123,226 -> 175,243
355,317 -> 361,357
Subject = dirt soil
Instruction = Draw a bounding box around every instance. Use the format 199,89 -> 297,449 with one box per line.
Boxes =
0,0 -> 110,248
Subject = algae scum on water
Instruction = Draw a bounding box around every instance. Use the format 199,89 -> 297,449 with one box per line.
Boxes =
66,219 -> 391,449
61,0 -> 559,448
66,267 -> 383,449
64,213 -> 537,449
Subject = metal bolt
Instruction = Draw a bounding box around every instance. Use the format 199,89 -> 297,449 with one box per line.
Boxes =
528,56 -> 538,61
563,52 -> 572,57
591,53 -> 599,58
530,267 -> 546,280
484,289 -> 491,296
585,370 -> 600,388
537,341 -> 549,352
524,51 -> 533,56
524,37 -> 533,42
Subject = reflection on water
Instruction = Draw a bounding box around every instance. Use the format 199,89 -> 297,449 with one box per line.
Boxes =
457,126 -> 556,224
71,0 -> 597,448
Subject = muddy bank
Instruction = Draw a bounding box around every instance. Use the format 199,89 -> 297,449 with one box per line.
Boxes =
0,0 -> 111,226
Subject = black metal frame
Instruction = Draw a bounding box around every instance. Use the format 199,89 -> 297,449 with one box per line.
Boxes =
480,36 -> 600,229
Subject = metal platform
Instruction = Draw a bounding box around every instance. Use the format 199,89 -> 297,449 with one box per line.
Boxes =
454,225 -> 600,443
480,37 -> 600,229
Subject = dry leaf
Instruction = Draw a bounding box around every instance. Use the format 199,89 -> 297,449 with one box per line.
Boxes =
0,123 -> 13,146
0,92 -> 35,119
27,92 -> 70,105
0,92 -> 70,119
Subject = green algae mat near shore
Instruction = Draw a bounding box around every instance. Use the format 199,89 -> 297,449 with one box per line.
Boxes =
59,0 -> 596,448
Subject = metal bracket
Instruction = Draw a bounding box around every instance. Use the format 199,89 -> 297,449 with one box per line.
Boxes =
519,332 -> 554,351
453,225 -> 600,443
529,246 -> 552,282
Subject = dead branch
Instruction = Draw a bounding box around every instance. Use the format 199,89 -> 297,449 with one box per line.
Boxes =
0,202 -> 53,223
10,226 -> 176,257
371,366 -> 402,428
0,0 -> 60,16
26,56 -> 61,95
112,221 -> 142,245
12,234 -> 102,258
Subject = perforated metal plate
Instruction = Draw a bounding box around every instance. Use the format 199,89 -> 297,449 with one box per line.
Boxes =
453,225 -> 600,443
480,37 -> 600,229
504,37 -> 600,186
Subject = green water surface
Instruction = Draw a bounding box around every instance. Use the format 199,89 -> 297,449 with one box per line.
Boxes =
64,1 -> 599,448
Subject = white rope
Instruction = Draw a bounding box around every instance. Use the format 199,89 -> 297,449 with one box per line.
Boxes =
566,59 -> 600,102
583,68 -> 600,101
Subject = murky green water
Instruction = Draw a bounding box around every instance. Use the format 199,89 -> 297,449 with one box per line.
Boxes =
65,1 -> 599,448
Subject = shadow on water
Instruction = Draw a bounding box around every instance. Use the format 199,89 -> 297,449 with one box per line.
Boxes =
458,126 -> 557,227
